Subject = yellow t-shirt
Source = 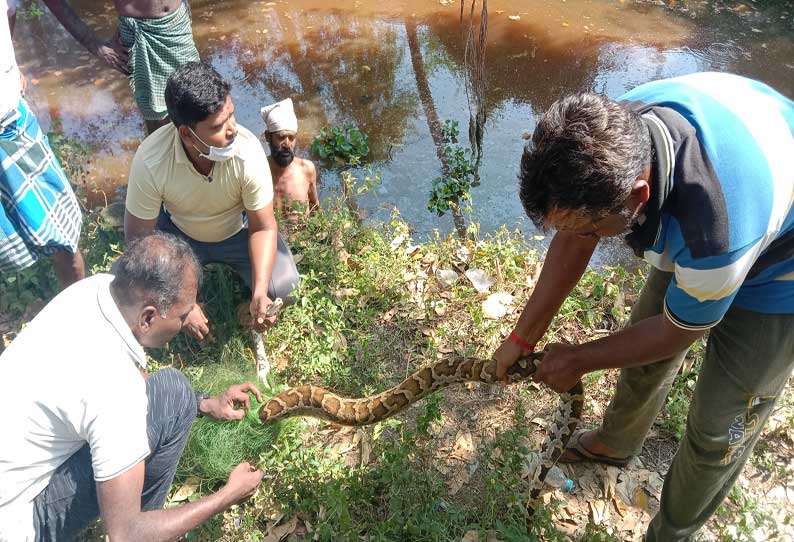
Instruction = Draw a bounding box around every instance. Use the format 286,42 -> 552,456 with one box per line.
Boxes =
126,123 -> 273,243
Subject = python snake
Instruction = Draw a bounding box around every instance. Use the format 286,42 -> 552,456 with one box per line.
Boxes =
259,353 -> 584,505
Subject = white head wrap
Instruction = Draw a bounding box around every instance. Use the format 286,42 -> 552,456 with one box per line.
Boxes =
260,98 -> 298,133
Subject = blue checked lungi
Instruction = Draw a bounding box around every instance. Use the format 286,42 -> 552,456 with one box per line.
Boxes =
0,98 -> 82,273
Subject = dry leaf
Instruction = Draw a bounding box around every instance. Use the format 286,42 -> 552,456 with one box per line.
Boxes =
451,431 -> 476,461
605,466 -> 619,500
465,269 -> 494,293
632,486 -> 649,512
461,530 -> 479,542
263,516 -> 298,542
646,471 -> 664,494
615,476 -> 637,506
360,433 -> 372,466
437,269 -> 459,289
589,499 -> 606,525
382,307 -> 397,322
170,476 -> 200,502
390,233 -> 407,251
404,244 -> 421,257
447,465 -> 472,495
332,287 -> 359,299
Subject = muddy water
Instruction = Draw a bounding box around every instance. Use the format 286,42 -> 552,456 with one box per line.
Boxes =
13,0 -> 794,266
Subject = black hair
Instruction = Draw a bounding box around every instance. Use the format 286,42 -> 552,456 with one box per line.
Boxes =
111,232 -> 202,314
518,92 -> 651,227
164,61 -> 231,127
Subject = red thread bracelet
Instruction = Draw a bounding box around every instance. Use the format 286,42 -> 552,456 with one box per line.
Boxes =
509,332 -> 534,351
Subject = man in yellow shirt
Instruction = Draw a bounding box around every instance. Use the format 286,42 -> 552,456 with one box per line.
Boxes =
124,62 -> 299,339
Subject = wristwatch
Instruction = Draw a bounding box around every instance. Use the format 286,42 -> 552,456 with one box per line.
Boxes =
195,391 -> 211,418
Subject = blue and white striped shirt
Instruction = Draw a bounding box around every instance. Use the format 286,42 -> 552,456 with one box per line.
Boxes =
621,72 -> 794,330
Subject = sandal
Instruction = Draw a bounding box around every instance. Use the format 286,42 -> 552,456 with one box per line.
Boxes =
558,430 -> 631,468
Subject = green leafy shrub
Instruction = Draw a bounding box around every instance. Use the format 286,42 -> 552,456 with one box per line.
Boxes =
311,124 -> 370,163
428,120 -> 477,216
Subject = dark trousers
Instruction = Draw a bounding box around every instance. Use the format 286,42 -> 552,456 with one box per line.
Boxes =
32,369 -> 196,541
594,269 -> 794,541
156,210 -> 300,304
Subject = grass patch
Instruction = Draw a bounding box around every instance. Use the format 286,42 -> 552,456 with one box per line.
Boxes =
177,343 -> 288,484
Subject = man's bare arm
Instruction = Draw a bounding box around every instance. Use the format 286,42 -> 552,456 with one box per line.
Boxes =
41,0 -> 129,74
534,314 -> 704,392
124,210 -> 157,243
306,161 -> 319,214
494,231 -> 598,378
246,203 -> 279,328
98,461 -> 262,542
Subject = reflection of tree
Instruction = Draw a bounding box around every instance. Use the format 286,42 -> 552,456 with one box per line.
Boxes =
236,11 -> 417,161
424,11 -> 601,117
405,16 -> 466,238
461,0 -> 488,169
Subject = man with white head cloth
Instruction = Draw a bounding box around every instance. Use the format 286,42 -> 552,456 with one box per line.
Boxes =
261,98 -> 319,220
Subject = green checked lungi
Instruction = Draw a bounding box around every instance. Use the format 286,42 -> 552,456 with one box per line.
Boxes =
118,1 -> 200,121
0,98 -> 82,273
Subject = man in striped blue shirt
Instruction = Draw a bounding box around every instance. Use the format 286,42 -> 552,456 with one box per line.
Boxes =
494,72 -> 794,541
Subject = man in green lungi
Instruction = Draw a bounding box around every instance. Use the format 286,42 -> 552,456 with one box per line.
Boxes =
42,1 -> 200,134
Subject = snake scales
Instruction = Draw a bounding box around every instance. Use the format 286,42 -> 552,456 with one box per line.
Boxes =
259,353 -> 584,504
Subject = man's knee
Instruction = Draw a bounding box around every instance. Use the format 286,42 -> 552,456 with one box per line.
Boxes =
271,265 -> 300,306
146,368 -> 196,439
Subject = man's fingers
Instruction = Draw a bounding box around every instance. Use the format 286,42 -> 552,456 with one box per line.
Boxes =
239,382 -> 263,403
231,390 -> 251,410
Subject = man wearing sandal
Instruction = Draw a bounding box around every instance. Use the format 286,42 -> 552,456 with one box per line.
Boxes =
494,72 -> 794,542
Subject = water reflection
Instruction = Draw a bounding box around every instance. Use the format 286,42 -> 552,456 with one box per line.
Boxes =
12,0 -> 794,267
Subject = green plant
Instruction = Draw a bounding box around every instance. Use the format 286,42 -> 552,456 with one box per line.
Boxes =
19,0 -> 45,20
47,121 -> 90,184
416,391 -> 442,435
662,339 -> 705,440
311,124 -> 370,163
428,120 -> 477,217
714,486 -> 779,542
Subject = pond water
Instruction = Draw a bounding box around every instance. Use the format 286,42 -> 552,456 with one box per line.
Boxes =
13,0 -> 794,266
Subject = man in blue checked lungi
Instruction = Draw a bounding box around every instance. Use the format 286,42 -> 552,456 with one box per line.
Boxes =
1,2 -> 84,287
41,0 -> 200,134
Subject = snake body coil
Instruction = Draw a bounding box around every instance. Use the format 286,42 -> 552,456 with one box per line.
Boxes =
259,354 -> 584,503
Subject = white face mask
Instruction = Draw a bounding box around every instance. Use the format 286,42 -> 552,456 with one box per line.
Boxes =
189,127 -> 237,162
